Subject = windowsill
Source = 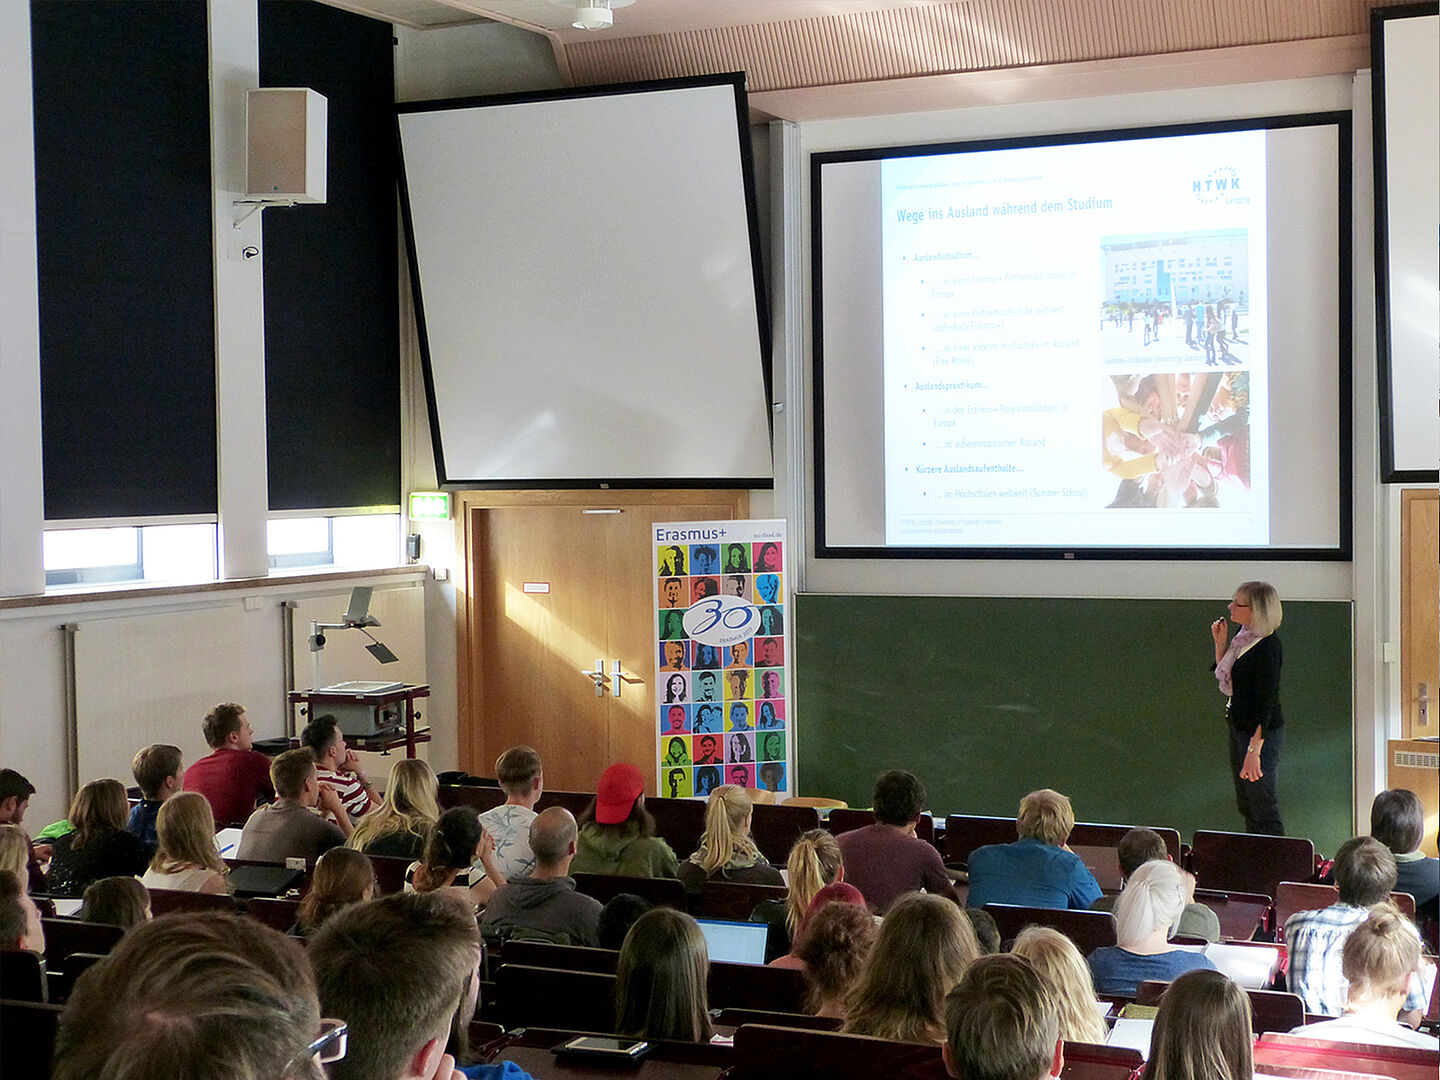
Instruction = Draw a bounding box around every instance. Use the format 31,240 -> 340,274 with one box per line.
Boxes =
3,563 -> 425,611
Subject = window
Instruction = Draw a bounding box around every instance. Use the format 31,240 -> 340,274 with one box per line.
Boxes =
267,512 -> 400,571
44,523 -> 217,589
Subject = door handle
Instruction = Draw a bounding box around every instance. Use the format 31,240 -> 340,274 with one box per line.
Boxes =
1420,683 -> 1430,727
580,659 -> 609,697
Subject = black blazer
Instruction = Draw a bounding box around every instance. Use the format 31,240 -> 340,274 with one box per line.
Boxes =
1226,632 -> 1283,736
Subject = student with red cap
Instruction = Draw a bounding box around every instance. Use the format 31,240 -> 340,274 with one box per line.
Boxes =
570,763 -> 679,878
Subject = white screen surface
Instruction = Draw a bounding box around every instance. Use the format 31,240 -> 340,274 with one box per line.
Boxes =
815,117 -> 1346,556
694,918 -> 769,965
398,76 -> 772,485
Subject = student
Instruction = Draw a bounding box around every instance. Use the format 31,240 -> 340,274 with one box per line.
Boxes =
1090,828 -> 1219,942
47,778 -> 149,896
794,900 -> 878,1020
79,875 -> 151,929
943,955 -> 1063,1080
407,806 -> 507,910
302,714 -> 380,825
311,890 -> 482,1080
1087,860 -> 1218,996
236,749 -> 348,866
677,784 -> 784,891
1368,788 -> 1439,919
1140,969 -> 1253,1080
1012,927 -> 1109,1045
0,868 -> 44,953
481,807 -> 603,946
966,789 -> 1102,911
0,770 -> 48,892
615,908 -> 714,1042
479,746 -> 543,880
347,758 -> 441,861
0,824 -> 31,891
52,912 -> 333,1080
844,892 -> 981,1043
292,847 -> 375,937
571,763 -> 679,878
127,743 -> 184,851
836,770 -> 956,914
182,702 -> 274,825
141,791 -> 230,894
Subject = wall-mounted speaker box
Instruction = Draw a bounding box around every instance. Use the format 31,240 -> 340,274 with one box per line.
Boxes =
246,87 -> 327,202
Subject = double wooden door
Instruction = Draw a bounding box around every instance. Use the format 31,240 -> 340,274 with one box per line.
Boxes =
457,490 -> 748,794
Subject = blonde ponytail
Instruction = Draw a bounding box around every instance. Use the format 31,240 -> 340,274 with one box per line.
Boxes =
785,828 -> 843,934
699,785 -> 756,873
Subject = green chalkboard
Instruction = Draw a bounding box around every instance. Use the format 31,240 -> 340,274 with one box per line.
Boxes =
794,594 -> 1353,856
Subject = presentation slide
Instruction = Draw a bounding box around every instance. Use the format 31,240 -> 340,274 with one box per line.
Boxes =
881,132 -> 1267,546
814,115 -> 1346,557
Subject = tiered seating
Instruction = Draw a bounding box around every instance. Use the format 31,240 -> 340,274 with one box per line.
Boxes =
1188,831 -> 1315,900
146,888 -> 238,916
0,997 -> 63,1080
982,904 -> 1118,954
728,1022 -> 950,1080
573,872 -> 687,909
1253,1033 -> 1439,1080
1275,880 -> 1416,935
748,803 -> 821,864
829,808 -> 936,846
39,918 -> 123,968
1135,979 -> 1304,1034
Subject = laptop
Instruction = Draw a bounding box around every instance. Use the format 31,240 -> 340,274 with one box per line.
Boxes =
226,863 -> 305,898
693,918 -> 770,966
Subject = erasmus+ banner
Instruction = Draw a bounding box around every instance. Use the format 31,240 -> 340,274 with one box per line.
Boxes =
654,520 -> 789,799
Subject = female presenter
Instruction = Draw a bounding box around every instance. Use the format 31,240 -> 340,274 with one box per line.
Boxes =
1210,581 -> 1285,835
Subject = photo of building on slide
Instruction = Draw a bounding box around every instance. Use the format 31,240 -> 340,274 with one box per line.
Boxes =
1099,230 -> 1249,367
1102,371 -> 1249,510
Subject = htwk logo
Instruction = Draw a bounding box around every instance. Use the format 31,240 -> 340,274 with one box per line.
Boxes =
1193,166 -> 1240,203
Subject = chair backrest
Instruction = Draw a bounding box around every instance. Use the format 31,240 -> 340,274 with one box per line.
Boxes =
438,784 -> 507,812
1258,1063 -> 1401,1080
501,940 -> 620,973
0,997 -> 64,1080
39,917 -> 124,965
646,796 -> 707,859
366,854 -> 412,896
1137,980 -> 1305,1034
689,880 -> 789,922
1189,831 -> 1315,900
749,803 -> 821,865
1254,1032 -> 1439,1080
709,959 -> 808,1013
731,1022 -> 951,1080
535,791 -> 599,817
571,872 -> 687,909
1059,1041 -> 1146,1080
983,904 -> 1118,955
943,815 -> 1017,864
494,964 -> 617,1033
244,895 -> 302,933
1275,881 -> 1416,938
0,951 -> 47,1003
714,1007 -> 842,1032
1067,823 -> 1184,891
1193,887 -> 1274,941
145,888 -> 238,917
830,809 -> 935,846
53,951 -> 108,1003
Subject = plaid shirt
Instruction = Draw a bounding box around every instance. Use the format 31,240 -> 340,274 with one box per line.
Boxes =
1285,903 -> 1425,1016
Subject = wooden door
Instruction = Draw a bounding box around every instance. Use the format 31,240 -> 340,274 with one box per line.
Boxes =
458,490 -> 748,794
1400,489 -> 1438,738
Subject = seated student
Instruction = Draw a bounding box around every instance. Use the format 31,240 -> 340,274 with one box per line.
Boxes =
1087,860 -> 1217,996
301,714 -> 380,827
347,758 -> 440,861
80,875 -> 151,929
407,805 -> 507,910
1287,835 -> 1427,1019
1369,788 -> 1439,920
964,908 -> 1002,955
794,899 -> 878,1020
236,748 -> 349,866
141,791 -> 230,894
481,806 -> 603,946
0,824 -> 31,892
0,770 -> 49,892
571,763 -> 679,878
615,908 -> 714,1042
966,789 -> 1103,911
0,868 -> 45,954
943,954 -> 1063,1080
1012,926 -> 1109,1045
770,881 -> 867,969
1090,828 -> 1220,942
479,745 -> 544,880
311,890 -> 483,1080
51,911 -> 331,1080
1140,969 -> 1253,1080
47,778 -> 149,896
597,892 -> 653,950
182,702 -> 274,825
678,784 -> 784,891
752,829 -> 844,960
836,770 -> 957,914
844,892 -> 981,1044
127,743 -> 183,851
292,847 -> 375,937
1288,905 -> 1437,1049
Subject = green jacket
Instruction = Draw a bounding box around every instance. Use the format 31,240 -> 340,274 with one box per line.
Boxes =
571,820 -> 679,879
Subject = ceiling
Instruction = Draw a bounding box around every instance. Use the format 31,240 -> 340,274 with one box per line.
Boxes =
324,0 -> 1405,116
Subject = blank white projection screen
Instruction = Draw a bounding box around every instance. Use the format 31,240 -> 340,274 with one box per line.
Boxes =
398,78 -> 772,485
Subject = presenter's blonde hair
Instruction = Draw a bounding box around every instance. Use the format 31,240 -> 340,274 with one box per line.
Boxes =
1237,580 -> 1282,636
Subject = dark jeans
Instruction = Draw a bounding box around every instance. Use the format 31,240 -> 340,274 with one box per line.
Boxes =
1228,725 -> 1284,835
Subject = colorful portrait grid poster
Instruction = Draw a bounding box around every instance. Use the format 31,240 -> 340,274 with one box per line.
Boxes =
655,519 -> 789,800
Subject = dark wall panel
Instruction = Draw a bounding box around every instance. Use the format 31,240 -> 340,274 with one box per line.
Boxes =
260,0 -> 400,511
32,0 -> 217,520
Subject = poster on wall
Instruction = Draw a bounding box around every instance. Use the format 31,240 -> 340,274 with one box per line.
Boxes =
655,519 -> 789,800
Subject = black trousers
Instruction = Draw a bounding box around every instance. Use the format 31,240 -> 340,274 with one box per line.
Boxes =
1228,725 -> 1284,835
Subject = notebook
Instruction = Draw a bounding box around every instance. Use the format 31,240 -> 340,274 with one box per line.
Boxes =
693,918 -> 769,965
